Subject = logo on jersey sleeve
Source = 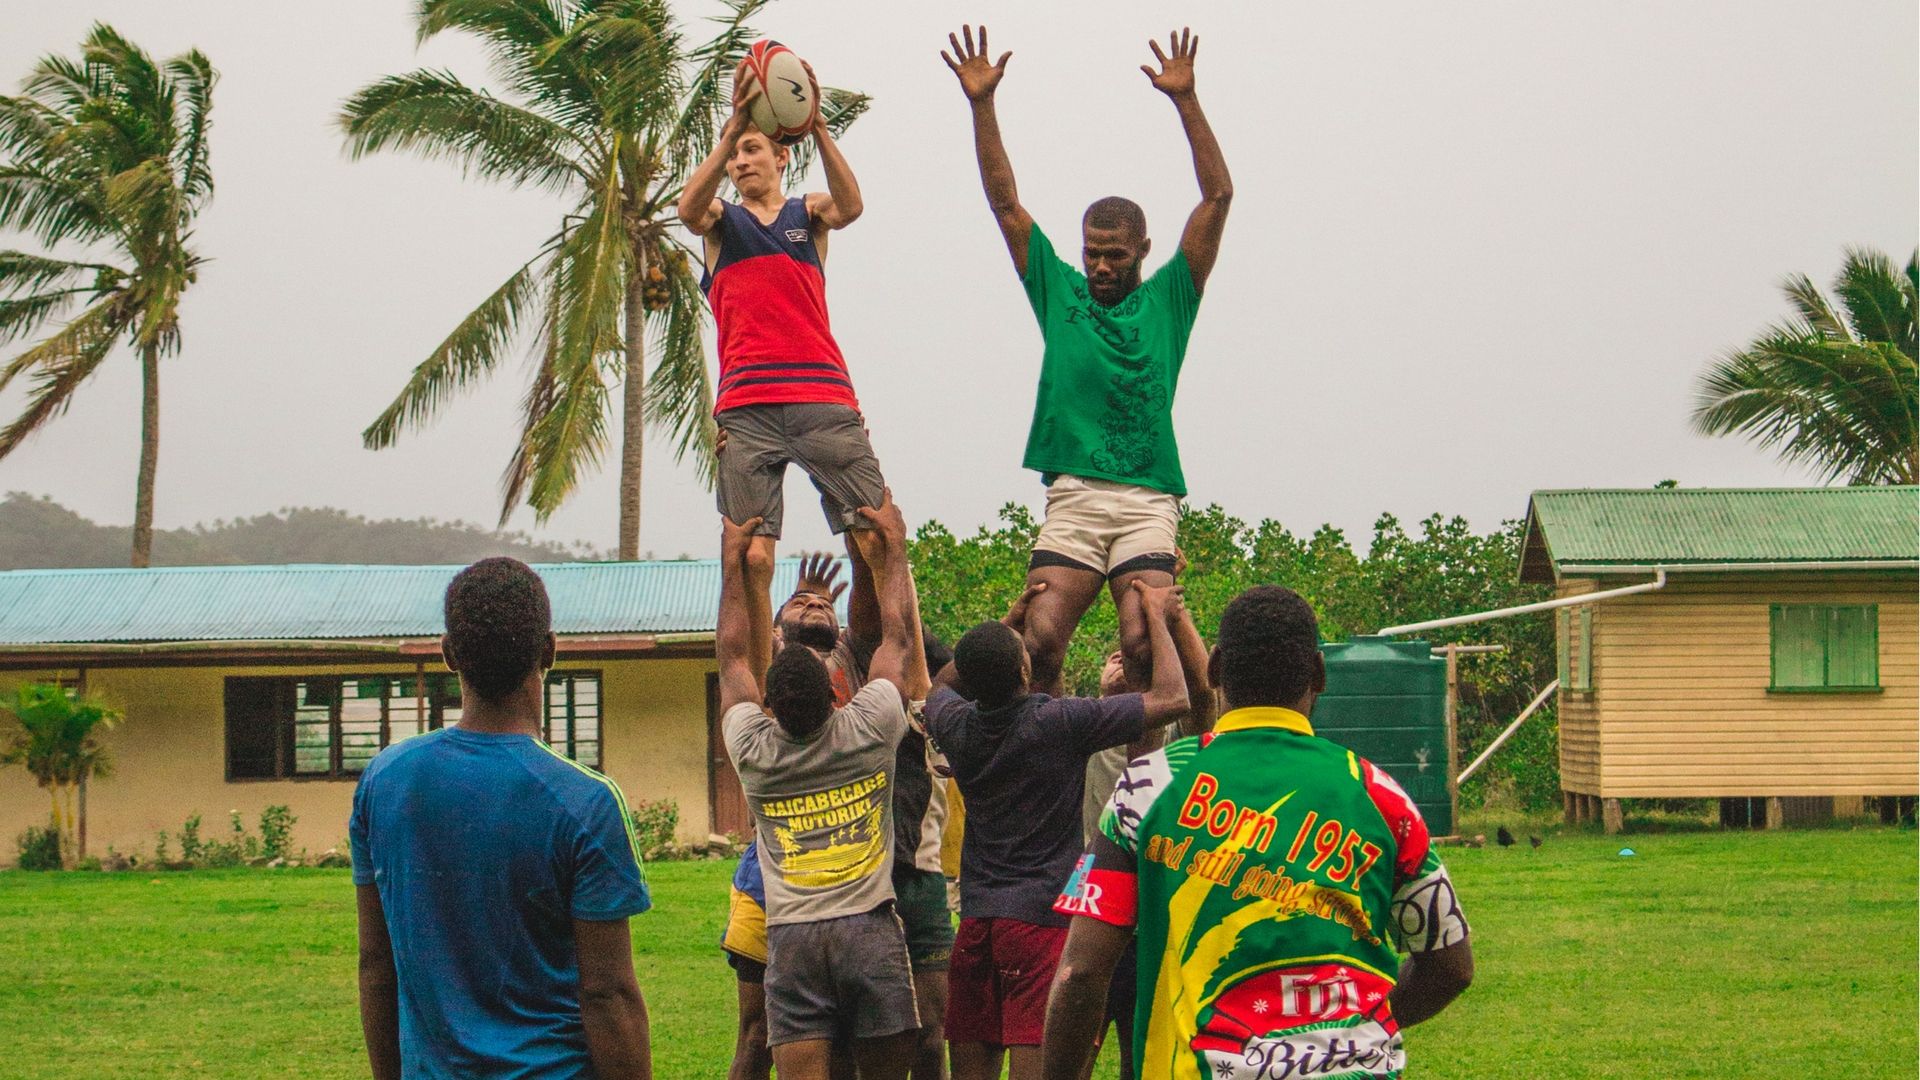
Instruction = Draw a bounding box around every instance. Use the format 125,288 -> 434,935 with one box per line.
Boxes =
1054,852 -> 1139,926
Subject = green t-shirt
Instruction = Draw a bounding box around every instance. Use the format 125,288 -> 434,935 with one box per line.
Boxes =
1020,224 -> 1201,497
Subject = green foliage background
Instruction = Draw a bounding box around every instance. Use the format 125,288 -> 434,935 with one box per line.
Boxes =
910,504 -> 1561,811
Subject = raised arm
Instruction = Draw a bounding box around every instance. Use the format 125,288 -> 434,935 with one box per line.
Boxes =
677,79 -> 760,236
803,95 -> 863,230
850,491 -> 923,704
1132,581 -> 1191,726
1143,28 -> 1232,293
716,515 -> 766,714
1171,605 -> 1215,736
942,24 -> 1034,275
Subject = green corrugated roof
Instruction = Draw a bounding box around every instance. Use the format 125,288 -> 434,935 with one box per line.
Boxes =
1519,487 -> 1919,582
0,559 -> 841,645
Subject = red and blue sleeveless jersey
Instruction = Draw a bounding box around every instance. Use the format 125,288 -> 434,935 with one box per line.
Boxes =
701,198 -> 859,414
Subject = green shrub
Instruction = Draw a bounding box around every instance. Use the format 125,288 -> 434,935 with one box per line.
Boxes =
14,822 -> 61,870
629,798 -> 679,854
178,814 -> 203,862
259,805 -> 296,861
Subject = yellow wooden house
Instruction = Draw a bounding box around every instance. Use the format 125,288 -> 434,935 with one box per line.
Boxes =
1518,487 -> 1918,832
0,560 -> 816,864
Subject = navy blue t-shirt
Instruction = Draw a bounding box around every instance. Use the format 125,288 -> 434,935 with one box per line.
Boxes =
349,727 -> 652,1079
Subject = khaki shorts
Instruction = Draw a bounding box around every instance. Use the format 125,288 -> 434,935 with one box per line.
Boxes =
1031,475 -> 1179,578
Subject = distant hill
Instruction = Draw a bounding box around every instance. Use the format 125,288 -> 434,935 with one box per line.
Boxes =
0,493 -> 607,569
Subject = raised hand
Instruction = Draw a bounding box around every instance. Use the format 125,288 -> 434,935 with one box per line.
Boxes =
721,514 -> 764,565
854,487 -> 908,550
941,24 -> 1010,101
793,551 -> 847,603
1001,580 -> 1049,634
729,68 -> 762,131
1132,579 -> 1186,623
1142,27 -> 1198,98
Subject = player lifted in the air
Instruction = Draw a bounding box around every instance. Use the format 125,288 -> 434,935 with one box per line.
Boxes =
680,66 -> 884,685
944,24 -> 1232,700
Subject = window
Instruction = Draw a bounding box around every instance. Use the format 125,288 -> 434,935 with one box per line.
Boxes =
1556,607 -> 1593,692
545,672 -> 602,769
1770,605 -> 1879,691
226,672 -> 604,780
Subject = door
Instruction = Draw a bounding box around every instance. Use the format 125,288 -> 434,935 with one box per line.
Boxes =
707,674 -> 752,838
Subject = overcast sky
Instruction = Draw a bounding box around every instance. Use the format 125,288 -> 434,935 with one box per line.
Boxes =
2,0 -> 1914,560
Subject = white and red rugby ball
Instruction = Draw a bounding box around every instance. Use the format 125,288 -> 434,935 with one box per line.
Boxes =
737,40 -> 819,145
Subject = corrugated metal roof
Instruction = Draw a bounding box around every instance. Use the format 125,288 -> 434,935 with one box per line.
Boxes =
0,560 -> 843,645
1519,487 -> 1919,581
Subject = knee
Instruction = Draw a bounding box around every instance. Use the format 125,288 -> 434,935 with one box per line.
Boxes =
1024,625 -> 1067,677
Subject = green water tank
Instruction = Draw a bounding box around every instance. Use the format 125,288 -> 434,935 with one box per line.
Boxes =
1312,636 -> 1452,837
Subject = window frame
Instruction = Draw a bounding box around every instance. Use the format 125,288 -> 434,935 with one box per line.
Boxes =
1768,603 -> 1882,694
224,670 -> 608,782
543,670 -> 603,770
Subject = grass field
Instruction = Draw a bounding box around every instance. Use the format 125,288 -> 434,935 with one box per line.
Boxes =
1,826 -> 1913,1078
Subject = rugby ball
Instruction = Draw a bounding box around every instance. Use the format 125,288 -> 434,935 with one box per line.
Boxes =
737,40 -> 819,145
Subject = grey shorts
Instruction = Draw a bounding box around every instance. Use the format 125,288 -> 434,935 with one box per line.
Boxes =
717,403 -> 886,538
765,903 -> 921,1046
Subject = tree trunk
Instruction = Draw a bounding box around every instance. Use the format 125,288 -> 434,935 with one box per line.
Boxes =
47,786 -> 66,868
617,245 -> 648,561
131,342 -> 160,568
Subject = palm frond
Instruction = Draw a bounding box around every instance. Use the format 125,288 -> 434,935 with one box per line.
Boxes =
1693,327 -> 1917,485
164,50 -> 215,204
0,290 -> 88,346
0,298 -> 127,457
0,251 -> 117,297
364,246 -> 551,449
519,300 -> 612,523
545,2 -> 682,134
661,0 -> 770,177
0,166 -> 109,248
500,271 -> 563,524
785,86 -> 872,181
338,69 -> 587,192
1834,246 -> 1908,350
1779,273 -> 1849,342
643,236 -> 716,483
550,157 -> 632,381
416,0 -> 602,134
0,252 -> 116,346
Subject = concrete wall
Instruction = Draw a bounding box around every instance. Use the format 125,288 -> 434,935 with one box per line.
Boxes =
0,656 -> 719,866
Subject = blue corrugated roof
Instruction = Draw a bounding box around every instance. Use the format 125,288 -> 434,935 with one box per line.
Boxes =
0,560 -> 845,644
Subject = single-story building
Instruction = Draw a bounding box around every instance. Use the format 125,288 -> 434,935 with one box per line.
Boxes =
0,560 -> 829,864
1518,486 -> 1919,831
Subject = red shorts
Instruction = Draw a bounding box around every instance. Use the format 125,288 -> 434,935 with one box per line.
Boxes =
944,917 -> 1068,1047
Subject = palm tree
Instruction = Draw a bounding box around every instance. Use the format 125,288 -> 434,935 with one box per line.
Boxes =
343,0 -> 867,559
1693,247 -> 1918,485
0,25 -> 215,567
0,682 -> 119,868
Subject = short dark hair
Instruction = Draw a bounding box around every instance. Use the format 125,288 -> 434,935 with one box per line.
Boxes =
1215,585 -> 1322,709
443,558 -> 552,703
1083,196 -> 1147,238
766,642 -> 835,737
953,621 -> 1026,707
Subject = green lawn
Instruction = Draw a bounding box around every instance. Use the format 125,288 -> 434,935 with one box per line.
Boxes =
1,827 -> 1913,1078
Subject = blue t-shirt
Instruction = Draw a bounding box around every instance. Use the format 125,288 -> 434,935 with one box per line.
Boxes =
349,727 -> 652,1079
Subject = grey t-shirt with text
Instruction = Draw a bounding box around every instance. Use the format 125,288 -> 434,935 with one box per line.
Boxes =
723,679 -> 909,926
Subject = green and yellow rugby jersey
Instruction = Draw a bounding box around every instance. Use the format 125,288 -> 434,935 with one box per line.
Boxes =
1054,707 -> 1469,1080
